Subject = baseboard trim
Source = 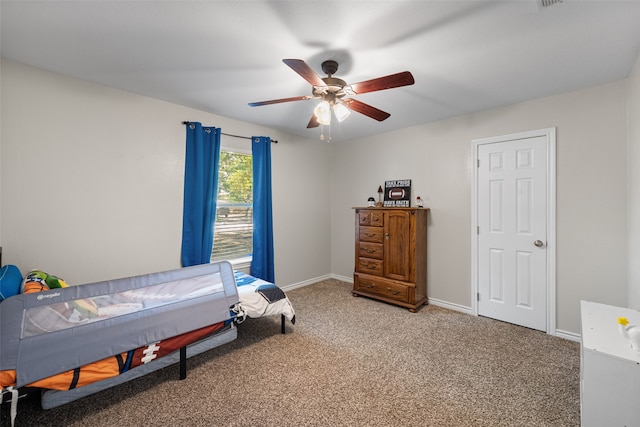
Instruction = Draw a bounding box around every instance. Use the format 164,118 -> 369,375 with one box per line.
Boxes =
554,329 -> 580,342
428,298 -> 473,315
331,273 -> 353,283
279,274 -> 334,292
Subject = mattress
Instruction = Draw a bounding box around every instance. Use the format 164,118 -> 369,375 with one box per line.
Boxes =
235,270 -> 296,323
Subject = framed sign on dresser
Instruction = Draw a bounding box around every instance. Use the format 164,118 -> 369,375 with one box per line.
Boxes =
352,207 -> 428,312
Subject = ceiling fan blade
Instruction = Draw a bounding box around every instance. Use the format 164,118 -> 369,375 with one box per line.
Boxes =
343,98 -> 391,122
248,95 -> 311,107
307,114 -> 320,128
350,71 -> 415,95
283,59 -> 327,87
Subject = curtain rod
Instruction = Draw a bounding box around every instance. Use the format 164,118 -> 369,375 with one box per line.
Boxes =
182,121 -> 277,143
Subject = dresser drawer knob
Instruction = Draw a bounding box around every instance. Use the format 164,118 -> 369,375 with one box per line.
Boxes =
386,287 -> 400,295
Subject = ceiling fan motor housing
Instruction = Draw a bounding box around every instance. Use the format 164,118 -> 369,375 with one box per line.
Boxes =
313,76 -> 349,101
321,60 -> 339,76
312,61 -> 350,103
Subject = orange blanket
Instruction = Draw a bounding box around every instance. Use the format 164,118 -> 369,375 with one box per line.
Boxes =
0,322 -> 225,391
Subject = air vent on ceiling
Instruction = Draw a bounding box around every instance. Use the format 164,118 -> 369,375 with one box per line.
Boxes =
540,0 -> 563,7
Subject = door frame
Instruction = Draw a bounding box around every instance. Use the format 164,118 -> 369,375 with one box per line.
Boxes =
471,128 -> 557,335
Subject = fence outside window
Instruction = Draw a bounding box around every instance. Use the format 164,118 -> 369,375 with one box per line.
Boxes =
210,202 -> 253,262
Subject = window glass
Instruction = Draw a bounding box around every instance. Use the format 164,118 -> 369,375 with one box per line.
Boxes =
211,150 -> 253,263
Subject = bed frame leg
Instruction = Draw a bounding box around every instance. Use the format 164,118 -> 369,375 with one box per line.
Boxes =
281,314 -> 286,334
179,346 -> 187,380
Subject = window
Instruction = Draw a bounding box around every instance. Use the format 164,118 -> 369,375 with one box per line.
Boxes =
210,149 -> 253,263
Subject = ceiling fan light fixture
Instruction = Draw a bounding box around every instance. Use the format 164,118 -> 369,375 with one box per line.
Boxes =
314,100 -> 332,125
333,102 -> 351,122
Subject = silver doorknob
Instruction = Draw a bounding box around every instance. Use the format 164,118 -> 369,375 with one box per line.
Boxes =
534,240 -> 544,247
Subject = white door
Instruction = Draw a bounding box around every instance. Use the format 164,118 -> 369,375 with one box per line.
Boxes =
476,135 -> 549,331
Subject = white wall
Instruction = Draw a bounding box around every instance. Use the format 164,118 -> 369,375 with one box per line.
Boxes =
1,59 -> 633,336
0,57 -> 3,250
629,52 -> 640,310
332,81 -> 628,335
0,60 -> 332,287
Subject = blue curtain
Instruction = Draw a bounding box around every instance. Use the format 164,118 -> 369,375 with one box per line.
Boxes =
181,123 -> 221,267
250,136 -> 275,282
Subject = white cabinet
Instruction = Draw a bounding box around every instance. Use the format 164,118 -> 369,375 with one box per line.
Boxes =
580,301 -> 640,427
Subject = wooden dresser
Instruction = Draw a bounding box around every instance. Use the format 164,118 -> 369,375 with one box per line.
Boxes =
353,207 -> 428,312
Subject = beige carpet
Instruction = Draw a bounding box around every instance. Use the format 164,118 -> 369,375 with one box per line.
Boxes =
4,279 -> 580,426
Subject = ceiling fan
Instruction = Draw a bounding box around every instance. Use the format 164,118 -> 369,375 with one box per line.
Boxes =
248,59 -> 415,130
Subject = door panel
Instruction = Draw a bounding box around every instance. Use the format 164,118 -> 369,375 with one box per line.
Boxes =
384,210 -> 413,282
489,248 -> 504,302
478,136 -> 547,331
516,250 -> 533,307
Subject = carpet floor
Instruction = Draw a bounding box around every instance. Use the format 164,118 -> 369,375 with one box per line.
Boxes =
3,279 -> 580,426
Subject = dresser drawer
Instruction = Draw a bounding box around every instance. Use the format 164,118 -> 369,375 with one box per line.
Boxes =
358,211 -> 384,227
358,212 -> 371,226
355,276 -> 409,303
359,242 -> 383,259
357,258 -> 383,276
369,211 -> 383,226
359,226 -> 383,243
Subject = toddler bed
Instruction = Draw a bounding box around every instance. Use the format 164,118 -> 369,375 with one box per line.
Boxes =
0,261 -> 296,425
0,261 -> 241,425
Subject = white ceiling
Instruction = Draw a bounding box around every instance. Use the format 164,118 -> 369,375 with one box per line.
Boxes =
2,0 -> 640,142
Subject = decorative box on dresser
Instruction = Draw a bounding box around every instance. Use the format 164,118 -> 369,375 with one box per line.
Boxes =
352,207 -> 428,312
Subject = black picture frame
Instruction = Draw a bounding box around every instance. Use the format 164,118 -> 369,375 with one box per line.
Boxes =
383,179 -> 412,207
